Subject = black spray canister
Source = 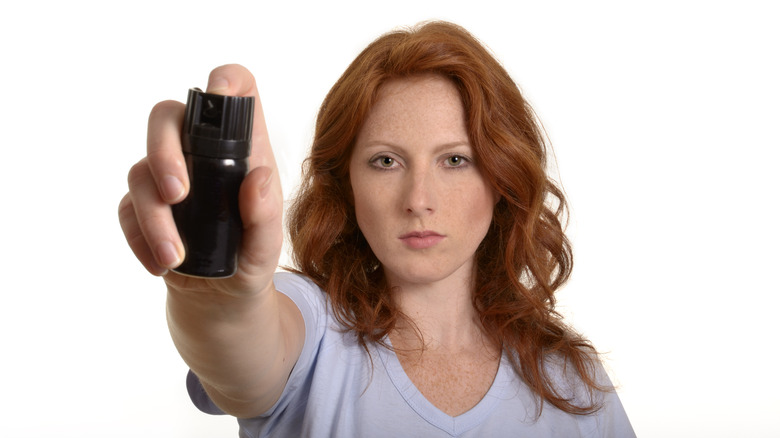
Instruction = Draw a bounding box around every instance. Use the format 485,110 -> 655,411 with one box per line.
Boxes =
172,88 -> 254,278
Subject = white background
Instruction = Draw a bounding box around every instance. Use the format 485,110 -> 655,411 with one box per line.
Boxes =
1,1 -> 778,436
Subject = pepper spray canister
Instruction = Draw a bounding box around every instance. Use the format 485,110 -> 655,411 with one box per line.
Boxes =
172,88 -> 254,278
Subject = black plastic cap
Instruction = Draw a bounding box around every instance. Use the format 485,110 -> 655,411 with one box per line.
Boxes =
182,88 -> 254,159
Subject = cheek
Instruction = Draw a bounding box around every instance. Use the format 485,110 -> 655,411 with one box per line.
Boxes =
454,175 -> 495,211
353,195 -> 371,232
461,182 -> 497,234
470,198 -> 495,228
352,183 -> 386,238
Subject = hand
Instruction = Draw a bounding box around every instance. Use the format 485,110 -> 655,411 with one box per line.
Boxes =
118,64 -> 283,298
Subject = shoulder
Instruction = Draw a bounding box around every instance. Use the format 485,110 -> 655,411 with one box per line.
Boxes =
272,271 -> 334,358
540,355 -> 636,437
273,271 -> 328,318
274,270 -> 324,296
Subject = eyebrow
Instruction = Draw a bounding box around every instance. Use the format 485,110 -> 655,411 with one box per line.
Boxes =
359,140 -> 472,154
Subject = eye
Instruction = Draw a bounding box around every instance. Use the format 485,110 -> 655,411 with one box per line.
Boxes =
444,155 -> 469,167
370,155 -> 398,170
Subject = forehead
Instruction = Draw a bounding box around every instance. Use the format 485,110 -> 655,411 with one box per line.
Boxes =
358,74 -> 467,142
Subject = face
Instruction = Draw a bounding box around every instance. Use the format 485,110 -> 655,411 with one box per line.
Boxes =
349,75 -> 497,290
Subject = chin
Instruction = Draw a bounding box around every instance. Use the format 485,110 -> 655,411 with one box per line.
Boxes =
382,258 -> 473,289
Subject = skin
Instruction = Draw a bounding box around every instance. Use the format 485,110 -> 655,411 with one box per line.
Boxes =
350,74 -> 496,335
350,74 -> 496,293
350,74 -> 500,415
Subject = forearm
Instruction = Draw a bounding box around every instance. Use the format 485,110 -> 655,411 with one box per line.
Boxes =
166,282 -> 301,417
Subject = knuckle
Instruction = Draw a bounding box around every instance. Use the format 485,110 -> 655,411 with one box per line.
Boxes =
148,100 -> 182,122
136,210 -> 170,242
146,146 -> 174,165
127,159 -> 151,188
118,193 -> 134,220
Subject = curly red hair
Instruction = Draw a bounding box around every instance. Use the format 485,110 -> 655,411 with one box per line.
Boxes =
287,21 -> 606,415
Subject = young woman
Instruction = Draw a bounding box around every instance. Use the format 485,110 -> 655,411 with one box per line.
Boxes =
119,21 -> 634,437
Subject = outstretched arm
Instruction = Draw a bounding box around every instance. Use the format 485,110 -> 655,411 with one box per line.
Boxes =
118,64 -> 304,418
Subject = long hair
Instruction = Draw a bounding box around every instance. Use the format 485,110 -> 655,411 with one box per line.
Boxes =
287,21 -> 606,415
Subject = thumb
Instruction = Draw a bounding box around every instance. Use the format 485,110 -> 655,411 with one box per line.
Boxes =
205,64 -> 273,173
235,165 -> 284,283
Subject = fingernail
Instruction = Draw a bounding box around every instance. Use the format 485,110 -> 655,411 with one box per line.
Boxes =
157,241 -> 182,268
150,263 -> 169,277
207,76 -> 229,93
162,175 -> 185,203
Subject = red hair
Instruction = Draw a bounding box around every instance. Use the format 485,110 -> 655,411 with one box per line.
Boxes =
287,21 -> 606,415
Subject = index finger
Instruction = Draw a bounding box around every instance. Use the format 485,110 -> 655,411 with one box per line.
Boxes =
146,100 -> 188,204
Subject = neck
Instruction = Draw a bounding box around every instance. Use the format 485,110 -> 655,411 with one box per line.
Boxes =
387,269 -> 484,352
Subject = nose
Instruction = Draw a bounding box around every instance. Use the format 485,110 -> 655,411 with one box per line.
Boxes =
403,166 -> 436,215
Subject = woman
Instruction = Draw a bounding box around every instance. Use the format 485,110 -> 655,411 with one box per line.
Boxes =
119,21 -> 634,437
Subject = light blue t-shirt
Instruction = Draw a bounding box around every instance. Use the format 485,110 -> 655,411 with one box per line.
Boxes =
187,272 -> 635,437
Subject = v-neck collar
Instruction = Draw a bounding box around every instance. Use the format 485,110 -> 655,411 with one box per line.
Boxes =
376,341 -> 514,436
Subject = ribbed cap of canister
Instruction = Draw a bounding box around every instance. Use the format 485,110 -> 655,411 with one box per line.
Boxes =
182,88 -> 254,159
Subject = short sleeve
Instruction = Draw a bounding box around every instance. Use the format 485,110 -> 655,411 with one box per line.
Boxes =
187,369 -> 226,415
185,271 -> 328,418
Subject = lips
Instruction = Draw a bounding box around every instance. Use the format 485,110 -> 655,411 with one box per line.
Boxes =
398,230 -> 445,249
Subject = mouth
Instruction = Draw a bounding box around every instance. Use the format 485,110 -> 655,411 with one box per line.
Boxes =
398,230 -> 445,249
